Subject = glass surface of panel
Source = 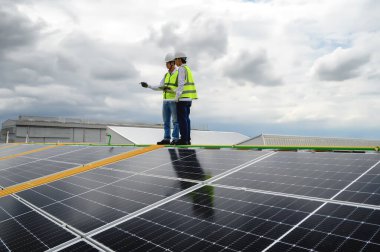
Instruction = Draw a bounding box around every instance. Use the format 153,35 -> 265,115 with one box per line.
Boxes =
335,163 -> 380,205
0,196 -> 76,251
109,148 -> 268,181
17,173 -> 197,233
0,144 -> 46,158
93,187 -> 322,251
0,160 -> 77,187
58,240 -> 100,252
216,152 -> 380,199
268,203 -> 380,252
49,146 -> 136,164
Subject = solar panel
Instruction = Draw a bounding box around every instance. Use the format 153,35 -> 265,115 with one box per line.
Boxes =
49,146 -> 136,164
91,187 -> 322,251
17,172 -> 197,233
23,145 -> 88,159
0,146 -> 138,188
1,145 -> 380,251
0,157 -> 41,169
266,203 -> 380,251
0,195 -> 77,251
0,160 -> 79,187
215,152 -> 380,199
57,240 -> 100,252
335,162 -> 380,205
0,144 -> 47,158
105,148 -> 268,181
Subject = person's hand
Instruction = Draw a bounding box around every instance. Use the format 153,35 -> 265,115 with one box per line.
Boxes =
174,97 -> 179,102
140,82 -> 148,88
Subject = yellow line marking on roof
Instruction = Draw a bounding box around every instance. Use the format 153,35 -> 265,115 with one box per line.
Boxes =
0,145 -> 61,161
0,145 -> 164,198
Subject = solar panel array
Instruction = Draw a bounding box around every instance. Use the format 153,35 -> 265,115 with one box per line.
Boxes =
0,144 -> 379,251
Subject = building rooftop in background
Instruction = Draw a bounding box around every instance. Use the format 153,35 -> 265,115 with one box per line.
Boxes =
0,115 -> 163,143
2,115 -> 379,147
238,133 -> 380,147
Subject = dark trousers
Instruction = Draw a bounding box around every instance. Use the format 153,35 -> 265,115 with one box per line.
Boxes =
176,101 -> 192,142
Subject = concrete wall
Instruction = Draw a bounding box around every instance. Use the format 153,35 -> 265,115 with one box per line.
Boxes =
2,126 -> 107,143
1,116 -> 163,143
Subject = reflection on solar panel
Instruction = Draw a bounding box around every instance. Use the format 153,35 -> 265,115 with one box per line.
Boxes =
0,144 -> 379,251
92,187 -> 322,251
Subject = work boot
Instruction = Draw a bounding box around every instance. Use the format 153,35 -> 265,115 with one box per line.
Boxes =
175,139 -> 189,145
170,139 -> 179,145
157,139 -> 170,145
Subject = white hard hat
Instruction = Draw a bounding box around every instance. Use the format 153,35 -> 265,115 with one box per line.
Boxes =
165,53 -> 175,62
174,51 -> 187,59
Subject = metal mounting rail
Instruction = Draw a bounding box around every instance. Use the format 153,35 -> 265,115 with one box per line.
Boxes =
25,142 -> 380,152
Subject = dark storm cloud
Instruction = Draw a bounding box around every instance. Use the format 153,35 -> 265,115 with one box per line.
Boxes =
0,3 -> 140,124
224,49 -> 283,86
60,33 -> 139,83
0,5 -> 42,53
90,58 -> 138,81
91,65 -> 136,80
0,4 -> 45,88
148,15 -> 228,65
312,48 -> 370,81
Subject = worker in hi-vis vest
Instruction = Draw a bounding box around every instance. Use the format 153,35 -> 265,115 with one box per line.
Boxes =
173,51 -> 198,145
140,53 -> 179,145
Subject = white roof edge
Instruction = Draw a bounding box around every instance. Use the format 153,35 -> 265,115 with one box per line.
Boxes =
237,133 -> 380,145
260,133 -> 380,141
235,134 -> 263,145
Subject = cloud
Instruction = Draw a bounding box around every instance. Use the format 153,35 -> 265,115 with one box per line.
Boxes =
224,49 -> 283,86
311,47 -> 370,81
1,0 -> 380,140
91,63 -> 136,81
0,2 -> 141,122
148,15 -> 228,67
0,5 -> 42,54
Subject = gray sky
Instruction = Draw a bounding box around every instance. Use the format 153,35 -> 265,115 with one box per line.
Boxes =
1,0 -> 379,139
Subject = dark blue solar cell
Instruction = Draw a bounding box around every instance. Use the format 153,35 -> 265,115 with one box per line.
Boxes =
216,152 -> 380,199
92,187 -> 322,251
274,203 -> 380,251
0,196 -> 76,251
59,241 -> 99,252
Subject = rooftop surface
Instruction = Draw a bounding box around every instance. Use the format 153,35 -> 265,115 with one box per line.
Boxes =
0,143 -> 380,251
107,126 -> 250,145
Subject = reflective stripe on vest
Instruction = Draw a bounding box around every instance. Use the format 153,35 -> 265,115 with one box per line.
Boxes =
179,65 -> 198,99
163,71 -> 178,99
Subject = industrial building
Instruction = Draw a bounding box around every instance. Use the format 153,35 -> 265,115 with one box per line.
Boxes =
2,116 -> 379,147
0,115 -> 161,144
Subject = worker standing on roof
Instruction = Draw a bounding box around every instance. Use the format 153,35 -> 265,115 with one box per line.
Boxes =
140,53 -> 179,145
174,51 -> 198,145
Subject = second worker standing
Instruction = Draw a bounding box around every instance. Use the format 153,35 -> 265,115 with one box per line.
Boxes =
140,51 -> 197,145
173,51 -> 198,145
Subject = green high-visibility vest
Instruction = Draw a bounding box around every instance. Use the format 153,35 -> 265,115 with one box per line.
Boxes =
179,65 -> 198,99
163,71 -> 178,99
